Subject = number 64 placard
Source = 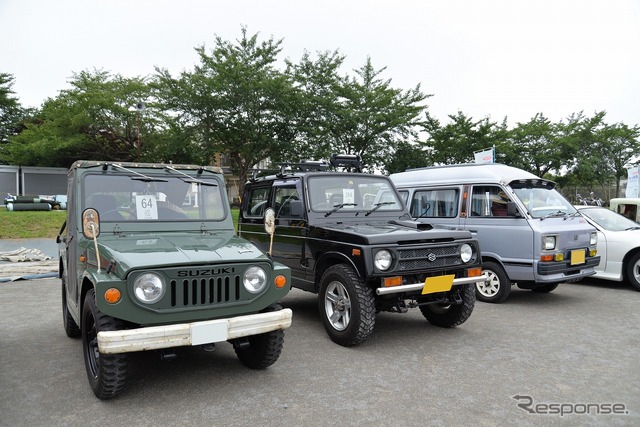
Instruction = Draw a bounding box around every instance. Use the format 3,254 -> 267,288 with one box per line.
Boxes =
136,195 -> 158,219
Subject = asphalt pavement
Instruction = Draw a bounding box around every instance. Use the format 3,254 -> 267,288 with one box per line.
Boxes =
1,276 -> 639,426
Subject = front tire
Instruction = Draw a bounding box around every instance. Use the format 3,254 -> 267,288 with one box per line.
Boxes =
233,304 -> 285,369
419,284 -> 476,327
625,252 -> 640,291
476,261 -> 511,303
318,264 -> 375,347
82,289 -> 128,400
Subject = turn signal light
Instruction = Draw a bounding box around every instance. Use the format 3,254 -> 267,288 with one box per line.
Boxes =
104,288 -> 121,304
274,275 -> 287,288
540,254 -> 554,262
467,267 -> 483,277
383,276 -> 403,287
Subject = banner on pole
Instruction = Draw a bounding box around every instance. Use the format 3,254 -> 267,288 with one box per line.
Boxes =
474,147 -> 495,164
626,166 -> 639,198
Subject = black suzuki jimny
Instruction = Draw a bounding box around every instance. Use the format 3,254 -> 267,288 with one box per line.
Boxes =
238,154 -> 486,347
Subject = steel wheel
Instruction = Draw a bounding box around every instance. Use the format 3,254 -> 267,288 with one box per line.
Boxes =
476,261 -> 511,303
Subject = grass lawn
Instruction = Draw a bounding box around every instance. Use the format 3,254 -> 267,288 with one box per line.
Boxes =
0,207 -> 240,239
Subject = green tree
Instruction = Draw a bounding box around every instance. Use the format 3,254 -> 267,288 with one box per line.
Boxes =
0,73 -> 23,152
382,141 -> 429,174
286,54 -> 429,171
565,111 -> 640,198
423,111 -> 505,165
154,28 -> 299,194
500,113 -> 567,177
4,70 -> 160,167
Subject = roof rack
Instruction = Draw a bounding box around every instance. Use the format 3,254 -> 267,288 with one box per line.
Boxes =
249,154 -> 363,181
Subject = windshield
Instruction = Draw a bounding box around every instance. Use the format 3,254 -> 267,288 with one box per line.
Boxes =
82,172 -> 226,222
511,186 -> 576,218
307,175 -> 403,214
579,207 -> 640,231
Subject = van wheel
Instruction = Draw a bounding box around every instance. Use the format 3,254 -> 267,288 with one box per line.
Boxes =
476,261 -> 511,303
82,289 -> 128,400
531,283 -> 559,293
233,304 -> 285,369
318,264 -> 375,347
62,277 -> 80,338
419,284 -> 475,327
625,252 -> 640,291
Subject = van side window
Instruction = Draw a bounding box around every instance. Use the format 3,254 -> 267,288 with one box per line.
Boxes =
409,189 -> 459,218
470,186 -> 511,217
245,186 -> 270,218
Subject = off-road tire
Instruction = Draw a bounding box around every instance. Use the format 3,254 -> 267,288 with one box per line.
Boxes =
82,289 -> 128,400
62,277 -> 80,338
625,252 -> 640,291
233,304 -> 285,369
476,261 -> 511,303
419,284 -> 476,327
531,283 -> 559,293
318,264 -> 375,347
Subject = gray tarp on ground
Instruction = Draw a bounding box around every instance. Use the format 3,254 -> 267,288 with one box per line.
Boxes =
0,247 -> 57,282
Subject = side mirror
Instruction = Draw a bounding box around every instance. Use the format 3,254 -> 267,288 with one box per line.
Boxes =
507,202 -> 521,217
82,208 -> 101,239
290,200 -> 303,217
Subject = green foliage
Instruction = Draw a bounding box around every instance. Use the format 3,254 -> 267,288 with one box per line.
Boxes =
3,70 -> 162,167
0,73 -> 24,154
423,111 -> 505,165
154,28 -> 298,194
383,141 -> 429,174
286,54 -> 430,171
1,31 -> 639,200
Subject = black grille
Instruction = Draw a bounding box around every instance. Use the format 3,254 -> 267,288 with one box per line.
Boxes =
397,245 -> 463,271
170,276 -> 241,307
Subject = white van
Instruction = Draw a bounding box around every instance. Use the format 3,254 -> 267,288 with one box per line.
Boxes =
390,163 -> 600,303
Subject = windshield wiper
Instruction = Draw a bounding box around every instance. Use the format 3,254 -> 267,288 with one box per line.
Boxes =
412,203 -> 432,220
105,163 -> 167,182
325,203 -> 357,217
164,166 -> 218,186
365,202 -> 395,216
541,210 -> 567,220
625,226 -> 640,230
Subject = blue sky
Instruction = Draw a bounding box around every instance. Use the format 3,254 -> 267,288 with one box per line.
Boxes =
1,0 -> 638,126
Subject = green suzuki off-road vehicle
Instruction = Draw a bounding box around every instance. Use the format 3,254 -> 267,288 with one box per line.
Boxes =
58,161 -> 292,399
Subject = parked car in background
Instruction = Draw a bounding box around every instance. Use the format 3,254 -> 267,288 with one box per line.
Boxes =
608,197 -> 640,223
390,164 -> 600,303
575,205 -> 640,291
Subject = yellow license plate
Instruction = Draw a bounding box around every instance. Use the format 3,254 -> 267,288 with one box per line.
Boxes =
570,249 -> 586,265
422,275 -> 455,295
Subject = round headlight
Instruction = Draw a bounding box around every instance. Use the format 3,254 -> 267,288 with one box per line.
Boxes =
244,266 -> 267,293
460,244 -> 473,263
133,273 -> 165,304
374,249 -> 392,271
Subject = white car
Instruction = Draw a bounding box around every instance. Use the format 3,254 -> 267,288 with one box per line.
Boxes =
576,205 -> 640,291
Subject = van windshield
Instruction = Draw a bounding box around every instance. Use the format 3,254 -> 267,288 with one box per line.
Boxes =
512,186 -> 577,218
